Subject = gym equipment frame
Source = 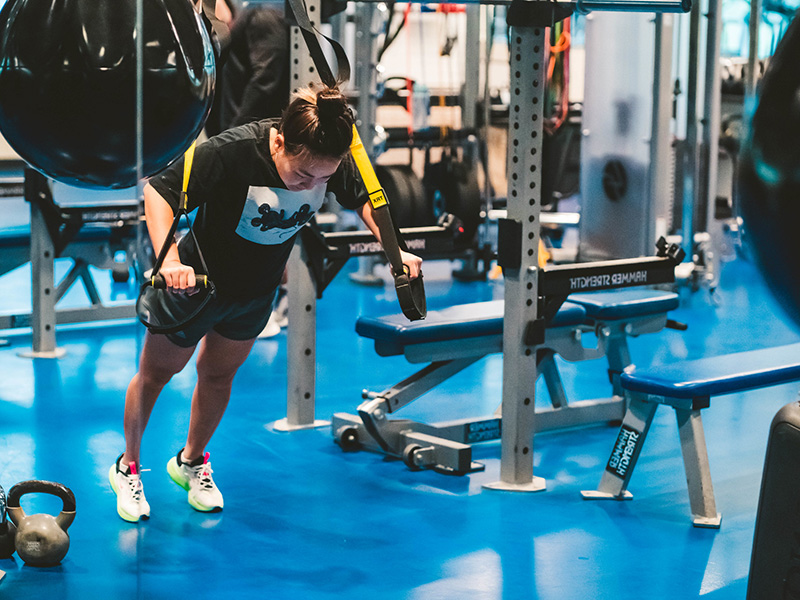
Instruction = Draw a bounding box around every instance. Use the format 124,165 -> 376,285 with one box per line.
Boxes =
279,0 -> 691,495
475,0 -> 688,492
0,170 -> 139,357
275,220 -> 462,431
333,245 -> 683,475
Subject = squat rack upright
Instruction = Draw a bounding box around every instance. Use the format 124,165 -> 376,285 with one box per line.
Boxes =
277,0 -> 691,492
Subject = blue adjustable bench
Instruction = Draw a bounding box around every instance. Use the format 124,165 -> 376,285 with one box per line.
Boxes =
582,342 -> 800,528
333,289 -> 680,475
0,224 -> 132,277
569,289 -> 681,397
0,194 -> 140,344
358,299 -> 586,359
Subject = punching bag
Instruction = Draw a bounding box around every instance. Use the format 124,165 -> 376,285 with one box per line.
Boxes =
747,401 -> 800,599
0,0 -> 215,189
737,14 -> 800,328
740,17 -> 800,596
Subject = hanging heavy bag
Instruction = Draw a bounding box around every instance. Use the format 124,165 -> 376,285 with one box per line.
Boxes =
0,0 -> 215,189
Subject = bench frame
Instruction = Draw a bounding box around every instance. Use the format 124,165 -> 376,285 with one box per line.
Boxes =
0,172 -> 139,356
581,390 -> 720,527
332,307 -> 673,476
582,344 -> 800,527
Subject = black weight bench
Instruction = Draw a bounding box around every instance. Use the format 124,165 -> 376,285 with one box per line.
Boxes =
582,342 -> 800,527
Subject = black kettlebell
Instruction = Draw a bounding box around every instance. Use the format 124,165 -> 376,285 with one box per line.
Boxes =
6,480 -> 76,567
0,484 -> 16,559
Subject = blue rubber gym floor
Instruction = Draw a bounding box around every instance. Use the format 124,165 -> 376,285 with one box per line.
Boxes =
1,235 -> 799,599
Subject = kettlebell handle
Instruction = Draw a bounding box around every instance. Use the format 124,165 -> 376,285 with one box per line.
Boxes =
7,480 -> 77,530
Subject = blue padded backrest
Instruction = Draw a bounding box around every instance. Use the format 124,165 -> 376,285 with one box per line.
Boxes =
0,224 -> 117,249
569,289 -> 679,320
620,343 -> 800,399
356,300 -> 586,356
0,225 -> 30,248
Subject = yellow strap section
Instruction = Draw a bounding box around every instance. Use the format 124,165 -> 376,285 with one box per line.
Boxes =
350,126 -> 387,209
538,239 -> 551,268
489,240 -> 551,280
181,141 -> 197,210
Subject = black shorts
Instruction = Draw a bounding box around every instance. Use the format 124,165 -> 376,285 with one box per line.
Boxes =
146,289 -> 277,348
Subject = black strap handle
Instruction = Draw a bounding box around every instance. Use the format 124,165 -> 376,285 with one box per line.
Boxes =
137,143 -> 217,335
148,143 -> 212,283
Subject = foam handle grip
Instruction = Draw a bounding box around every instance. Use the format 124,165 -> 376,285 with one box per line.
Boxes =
151,273 -> 167,289
149,273 -> 209,289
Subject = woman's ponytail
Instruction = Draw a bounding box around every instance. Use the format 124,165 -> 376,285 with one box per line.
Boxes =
280,86 -> 354,158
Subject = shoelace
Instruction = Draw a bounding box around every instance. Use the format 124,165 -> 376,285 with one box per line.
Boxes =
123,470 -> 145,501
120,464 -> 150,502
190,463 -> 215,491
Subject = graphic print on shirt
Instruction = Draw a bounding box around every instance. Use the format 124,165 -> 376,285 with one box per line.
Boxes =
236,185 -> 326,244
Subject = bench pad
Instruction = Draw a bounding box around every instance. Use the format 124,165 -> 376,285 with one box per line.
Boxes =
0,224 -> 123,249
356,300 -> 587,356
0,225 -> 32,249
621,343 -> 800,399
569,289 -> 679,320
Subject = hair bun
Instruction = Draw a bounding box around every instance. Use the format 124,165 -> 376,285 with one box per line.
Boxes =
316,88 -> 347,123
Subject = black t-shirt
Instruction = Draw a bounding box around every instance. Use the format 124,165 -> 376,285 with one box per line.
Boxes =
149,119 -> 367,301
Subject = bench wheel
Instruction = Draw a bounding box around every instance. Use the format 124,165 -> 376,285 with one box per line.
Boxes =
336,427 -> 360,452
403,444 -> 424,471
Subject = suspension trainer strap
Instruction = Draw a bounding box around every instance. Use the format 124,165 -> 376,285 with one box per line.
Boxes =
285,0 -> 349,88
349,127 -> 405,276
198,0 -> 231,52
350,127 -> 426,320
285,0 -> 426,320
149,141 -> 210,289
137,140 -> 217,334
182,140 -> 196,203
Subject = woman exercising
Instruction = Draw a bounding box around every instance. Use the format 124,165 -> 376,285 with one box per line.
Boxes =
109,86 -> 422,522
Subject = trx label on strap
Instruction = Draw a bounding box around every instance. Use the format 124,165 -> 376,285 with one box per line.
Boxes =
369,190 -> 388,209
